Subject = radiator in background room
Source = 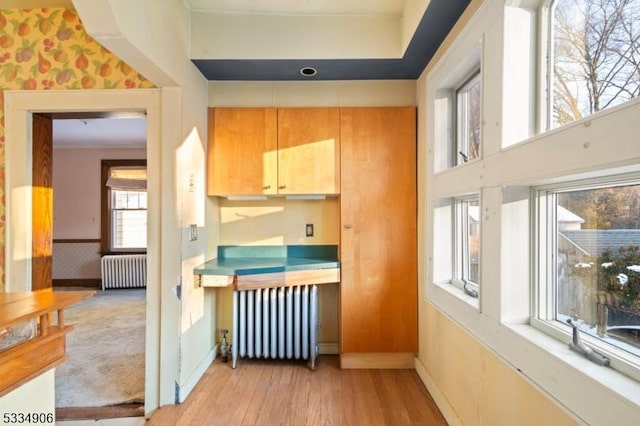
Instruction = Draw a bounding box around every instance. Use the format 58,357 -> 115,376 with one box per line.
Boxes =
101,254 -> 147,290
232,284 -> 318,370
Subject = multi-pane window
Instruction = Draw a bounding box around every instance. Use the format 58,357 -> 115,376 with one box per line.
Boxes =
456,70 -> 482,165
536,177 -> 640,378
111,189 -> 147,249
550,0 -> 640,128
454,195 -> 481,298
102,162 -> 147,253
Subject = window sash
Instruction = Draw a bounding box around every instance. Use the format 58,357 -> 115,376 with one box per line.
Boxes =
534,175 -> 640,381
111,208 -> 147,250
110,189 -> 147,250
453,195 -> 480,297
455,70 -> 482,165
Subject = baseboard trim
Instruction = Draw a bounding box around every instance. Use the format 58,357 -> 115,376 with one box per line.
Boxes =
56,403 -> 144,420
340,352 -> 415,369
178,345 -> 217,403
53,278 -> 101,288
414,358 -> 462,426
318,343 -> 339,355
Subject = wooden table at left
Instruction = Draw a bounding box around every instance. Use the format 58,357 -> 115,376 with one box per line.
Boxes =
0,289 -> 95,396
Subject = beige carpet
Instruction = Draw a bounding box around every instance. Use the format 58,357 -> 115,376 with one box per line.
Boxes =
55,289 -> 146,408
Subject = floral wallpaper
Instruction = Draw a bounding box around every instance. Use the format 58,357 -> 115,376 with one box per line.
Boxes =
0,8 -> 155,290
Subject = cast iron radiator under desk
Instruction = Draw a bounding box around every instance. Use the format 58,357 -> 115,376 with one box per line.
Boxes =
232,284 -> 318,370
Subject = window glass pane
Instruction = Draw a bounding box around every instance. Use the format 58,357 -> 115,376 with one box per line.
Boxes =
456,72 -> 482,164
113,209 -> 147,249
111,189 -> 147,249
551,0 -> 640,128
455,195 -> 480,298
466,198 -> 481,284
113,190 -> 146,209
555,183 -> 640,356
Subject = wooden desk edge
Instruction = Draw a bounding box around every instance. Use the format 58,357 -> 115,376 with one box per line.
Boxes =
197,268 -> 341,291
0,289 -> 95,330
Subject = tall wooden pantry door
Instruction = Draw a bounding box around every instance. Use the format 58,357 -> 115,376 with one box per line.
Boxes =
339,107 -> 417,366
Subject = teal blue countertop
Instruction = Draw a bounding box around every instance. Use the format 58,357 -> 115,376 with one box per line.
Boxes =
194,245 -> 339,276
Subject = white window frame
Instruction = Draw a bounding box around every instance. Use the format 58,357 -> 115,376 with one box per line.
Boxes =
430,41 -> 482,174
452,195 -> 480,298
432,195 -> 481,310
110,189 -> 147,251
533,174 -> 640,382
455,70 -> 482,165
101,160 -> 147,255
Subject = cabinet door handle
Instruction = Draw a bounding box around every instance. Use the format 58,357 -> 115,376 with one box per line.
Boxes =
278,185 -> 287,189
344,224 -> 352,229
263,185 -> 271,189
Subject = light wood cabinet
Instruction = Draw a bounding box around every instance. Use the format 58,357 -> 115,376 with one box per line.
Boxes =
207,108 -> 277,195
339,107 -> 417,367
207,107 -> 340,196
277,108 -> 340,194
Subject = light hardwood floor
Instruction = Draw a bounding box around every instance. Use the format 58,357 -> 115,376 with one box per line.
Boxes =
148,355 -> 447,426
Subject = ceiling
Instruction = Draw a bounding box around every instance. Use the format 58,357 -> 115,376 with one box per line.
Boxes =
188,0 -> 471,80
50,0 -> 470,146
53,116 -> 147,149
186,0 -> 407,15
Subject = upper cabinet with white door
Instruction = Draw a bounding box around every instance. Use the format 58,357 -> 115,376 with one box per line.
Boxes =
207,107 -> 340,196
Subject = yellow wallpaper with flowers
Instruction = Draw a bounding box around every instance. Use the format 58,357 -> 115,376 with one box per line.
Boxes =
0,7 -> 155,290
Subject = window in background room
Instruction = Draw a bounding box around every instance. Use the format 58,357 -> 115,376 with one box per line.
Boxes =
535,176 -> 640,379
454,195 -> 481,298
101,160 -> 147,253
111,188 -> 147,250
455,70 -> 482,165
550,0 -> 640,128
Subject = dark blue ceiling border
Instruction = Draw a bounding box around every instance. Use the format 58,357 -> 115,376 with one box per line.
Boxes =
192,0 -> 471,81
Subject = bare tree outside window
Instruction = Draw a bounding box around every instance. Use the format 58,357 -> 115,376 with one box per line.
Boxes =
552,0 -> 640,127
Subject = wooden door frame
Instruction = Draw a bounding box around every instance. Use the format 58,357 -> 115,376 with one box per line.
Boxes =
4,89 -> 162,414
31,113 -> 54,290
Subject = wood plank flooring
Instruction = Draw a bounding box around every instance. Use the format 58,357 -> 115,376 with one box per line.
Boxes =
148,355 -> 447,426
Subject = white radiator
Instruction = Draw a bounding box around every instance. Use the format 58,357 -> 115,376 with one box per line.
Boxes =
232,284 -> 318,370
101,254 -> 147,290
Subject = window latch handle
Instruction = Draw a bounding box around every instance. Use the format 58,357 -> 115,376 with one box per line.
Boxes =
566,319 -> 610,367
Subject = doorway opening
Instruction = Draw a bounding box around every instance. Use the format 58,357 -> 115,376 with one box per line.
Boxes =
4,88 -> 162,417
48,113 -> 147,420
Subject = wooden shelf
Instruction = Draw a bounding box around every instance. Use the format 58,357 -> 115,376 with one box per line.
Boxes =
0,290 -> 94,397
198,268 -> 340,291
235,268 -> 340,291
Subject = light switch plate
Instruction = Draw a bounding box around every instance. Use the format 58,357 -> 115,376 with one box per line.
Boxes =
189,224 -> 197,241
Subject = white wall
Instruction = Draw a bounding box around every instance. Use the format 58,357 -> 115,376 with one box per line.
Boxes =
53,147 -> 145,239
191,0 -> 435,61
73,0 -> 213,409
218,199 -> 340,246
209,80 -> 416,107
192,13 -> 401,60
51,147 -> 145,282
